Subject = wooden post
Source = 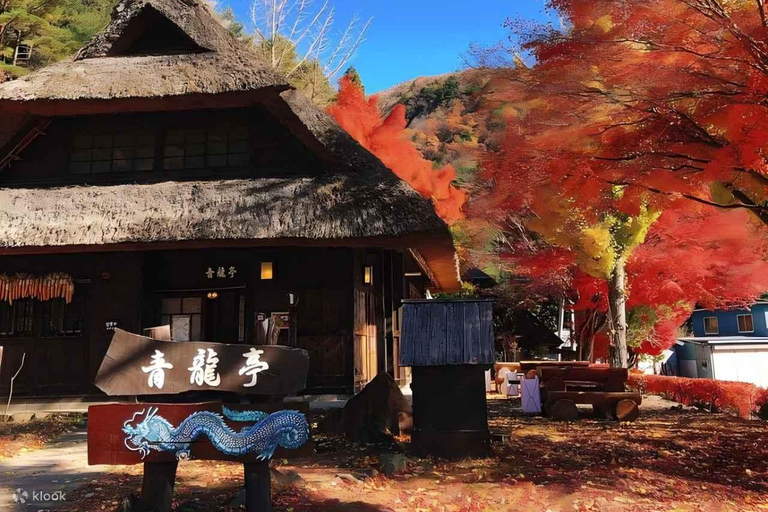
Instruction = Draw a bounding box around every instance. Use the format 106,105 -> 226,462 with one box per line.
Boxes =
141,461 -> 178,512
244,461 -> 272,512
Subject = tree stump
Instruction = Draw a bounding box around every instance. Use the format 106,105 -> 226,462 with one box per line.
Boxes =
615,399 -> 640,422
545,376 -> 566,392
550,399 -> 579,421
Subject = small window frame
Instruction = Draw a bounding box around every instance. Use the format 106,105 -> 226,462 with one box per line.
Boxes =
737,313 -> 754,334
160,295 -> 203,342
703,316 -> 719,335
69,130 -> 157,175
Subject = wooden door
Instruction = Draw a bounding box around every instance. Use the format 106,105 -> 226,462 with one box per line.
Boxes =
295,288 -> 350,390
205,290 -> 243,344
354,288 -> 377,392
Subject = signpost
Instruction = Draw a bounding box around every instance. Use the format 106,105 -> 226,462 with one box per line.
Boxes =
94,329 -> 309,396
88,330 -> 311,512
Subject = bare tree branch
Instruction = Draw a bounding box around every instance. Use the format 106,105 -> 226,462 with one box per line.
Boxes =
249,0 -> 372,82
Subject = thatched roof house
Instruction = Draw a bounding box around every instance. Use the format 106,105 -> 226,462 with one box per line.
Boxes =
0,0 -> 459,397
0,0 -> 458,291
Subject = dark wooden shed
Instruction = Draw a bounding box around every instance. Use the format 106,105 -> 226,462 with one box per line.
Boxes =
400,299 -> 494,458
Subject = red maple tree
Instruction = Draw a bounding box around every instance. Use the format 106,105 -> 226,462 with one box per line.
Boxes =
327,78 -> 467,223
472,0 -> 768,364
519,0 -> 768,222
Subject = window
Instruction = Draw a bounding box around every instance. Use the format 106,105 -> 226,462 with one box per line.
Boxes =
0,295 -> 84,339
163,126 -> 249,170
703,316 -> 719,335
70,131 -> 156,174
0,299 -> 35,338
40,296 -> 84,338
161,297 -> 203,341
737,314 -> 754,333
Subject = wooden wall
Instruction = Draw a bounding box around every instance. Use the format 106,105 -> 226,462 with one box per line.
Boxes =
0,246 -> 428,397
352,249 -> 411,392
0,247 -> 357,397
143,247 -> 354,392
400,299 -> 495,367
1,106 -> 326,187
353,250 -> 377,393
0,252 -> 144,397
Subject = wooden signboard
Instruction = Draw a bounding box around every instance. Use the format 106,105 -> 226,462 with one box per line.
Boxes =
90,330 -> 313,512
94,329 -> 309,396
88,402 -> 313,465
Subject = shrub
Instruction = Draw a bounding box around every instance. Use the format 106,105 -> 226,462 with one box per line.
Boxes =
627,374 -> 768,419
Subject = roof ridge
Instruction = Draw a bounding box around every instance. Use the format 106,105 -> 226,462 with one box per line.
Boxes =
76,0 -> 247,60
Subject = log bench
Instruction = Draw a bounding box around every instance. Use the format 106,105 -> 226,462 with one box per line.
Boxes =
544,391 -> 642,422
518,360 -> 590,374
540,367 -> 629,393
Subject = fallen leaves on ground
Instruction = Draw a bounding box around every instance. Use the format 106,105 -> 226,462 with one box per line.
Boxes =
0,413 -> 84,459
51,396 -> 768,511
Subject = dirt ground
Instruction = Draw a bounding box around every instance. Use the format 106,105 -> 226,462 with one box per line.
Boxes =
0,414 -> 84,460
20,395 -> 768,512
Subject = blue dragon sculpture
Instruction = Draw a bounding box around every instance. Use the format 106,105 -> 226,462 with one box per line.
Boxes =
122,406 -> 309,461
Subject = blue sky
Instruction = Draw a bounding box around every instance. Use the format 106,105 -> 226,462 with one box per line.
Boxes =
226,1 -> 556,93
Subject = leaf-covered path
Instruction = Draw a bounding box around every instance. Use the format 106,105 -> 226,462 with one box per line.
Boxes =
0,428 -> 108,511
7,395 -> 767,512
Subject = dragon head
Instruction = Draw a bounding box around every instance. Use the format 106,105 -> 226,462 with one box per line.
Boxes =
122,407 -> 162,459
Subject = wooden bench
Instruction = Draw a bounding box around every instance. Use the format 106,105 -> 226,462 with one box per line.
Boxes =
544,391 -> 642,422
518,360 -> 590,373
539,367 -> 629,393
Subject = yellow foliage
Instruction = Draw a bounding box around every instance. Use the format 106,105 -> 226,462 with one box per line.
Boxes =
527,196 -> 661,280
578,224 -> 616,278
583,80 -> 606,92
610,204 -> 662,256
594,14 -> 614,32
710,181 -> 736,205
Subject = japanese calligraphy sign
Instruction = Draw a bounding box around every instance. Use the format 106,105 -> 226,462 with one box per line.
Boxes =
94,329 -> 309,396
206,266 -> 237,279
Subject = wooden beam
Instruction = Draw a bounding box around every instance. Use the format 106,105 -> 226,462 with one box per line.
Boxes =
0,119 -> 50,170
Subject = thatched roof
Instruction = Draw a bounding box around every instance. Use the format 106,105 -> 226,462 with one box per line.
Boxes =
0,0 -> 461,291
0,178 -> 442,243
77,0 -> 241,59
0,54 -> 285,102
0,178 -> 459,290
0,0 -> 287,103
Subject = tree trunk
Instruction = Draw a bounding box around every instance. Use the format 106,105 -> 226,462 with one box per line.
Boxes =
608,259 -> 629,368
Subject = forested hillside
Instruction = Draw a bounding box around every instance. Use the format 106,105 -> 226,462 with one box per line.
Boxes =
376,69 -> 512,277
377,68 -> 499,194
0,0 -> 114,79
